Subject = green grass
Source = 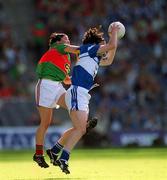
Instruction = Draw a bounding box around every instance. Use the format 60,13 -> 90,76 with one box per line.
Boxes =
0,148 -> 167,180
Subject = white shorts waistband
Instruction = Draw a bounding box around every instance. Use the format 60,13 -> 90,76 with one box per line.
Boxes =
39,79 -> 60,86
70,85 -> 89,93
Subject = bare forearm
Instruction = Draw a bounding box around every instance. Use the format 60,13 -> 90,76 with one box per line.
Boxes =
64,45 -> 79,54
108,29 -> 118,49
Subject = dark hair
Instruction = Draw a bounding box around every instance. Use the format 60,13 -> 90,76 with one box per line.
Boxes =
49,32 -> 66,46
82,27 -> 104,45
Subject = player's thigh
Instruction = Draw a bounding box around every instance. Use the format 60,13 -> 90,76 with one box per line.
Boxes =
57,92 -> 67,109
52,83 -> 66,108
70,110 -> 88,132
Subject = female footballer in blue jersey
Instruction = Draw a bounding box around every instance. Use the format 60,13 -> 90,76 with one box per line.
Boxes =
47,23 -> 119,174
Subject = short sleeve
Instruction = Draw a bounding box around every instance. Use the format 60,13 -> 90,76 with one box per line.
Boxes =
88,44 -> 100,58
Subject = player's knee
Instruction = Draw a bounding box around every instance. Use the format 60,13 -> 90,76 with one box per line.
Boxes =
77,126 -> 87,135
40,122 -> 50,130
44,124 -> 50,130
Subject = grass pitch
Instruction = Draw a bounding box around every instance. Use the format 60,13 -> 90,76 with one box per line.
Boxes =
0,148 -> 167,180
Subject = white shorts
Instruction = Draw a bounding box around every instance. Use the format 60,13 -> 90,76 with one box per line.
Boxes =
35,79 -> 66,108
65,85 -> 91,113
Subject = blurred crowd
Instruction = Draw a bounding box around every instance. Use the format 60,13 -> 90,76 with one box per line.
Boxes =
0,0 -> 167,133
0,1 -> 34,98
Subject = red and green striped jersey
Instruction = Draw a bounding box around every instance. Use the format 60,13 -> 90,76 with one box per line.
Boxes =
36,43 -> 71,81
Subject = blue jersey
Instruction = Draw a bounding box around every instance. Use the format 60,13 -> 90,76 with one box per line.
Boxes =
71,44 -> 101,90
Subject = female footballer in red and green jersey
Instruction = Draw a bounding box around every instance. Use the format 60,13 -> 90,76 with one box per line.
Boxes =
36,39 -> 71,82
33,33 -> 78,168
33,33 -> 98,168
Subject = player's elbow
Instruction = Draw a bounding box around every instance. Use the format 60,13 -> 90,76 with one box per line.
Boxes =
106,60 -> 114,66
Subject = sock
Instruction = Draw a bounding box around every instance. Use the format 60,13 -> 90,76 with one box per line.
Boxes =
36,144 -> 43,156
59,149 -> 70,162
51,142 -> 63,154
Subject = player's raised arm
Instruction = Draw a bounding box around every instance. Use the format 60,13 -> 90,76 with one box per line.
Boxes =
97,23 -> 119,55
64,44 -> 80,54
